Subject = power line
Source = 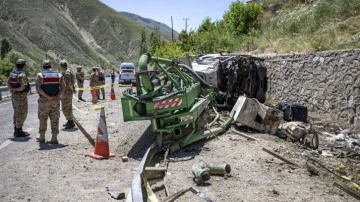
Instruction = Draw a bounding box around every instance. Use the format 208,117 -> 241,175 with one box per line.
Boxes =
183,18 -> 190,32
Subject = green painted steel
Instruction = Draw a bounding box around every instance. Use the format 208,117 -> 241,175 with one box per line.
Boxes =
121,53 -> 234,152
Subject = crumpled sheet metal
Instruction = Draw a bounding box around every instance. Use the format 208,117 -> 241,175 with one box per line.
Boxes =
278,121 -> 311,141
231,96 -> 283,135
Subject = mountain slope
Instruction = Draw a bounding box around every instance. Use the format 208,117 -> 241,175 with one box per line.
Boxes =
0,0 -> 164,70
120,11 -> 179,41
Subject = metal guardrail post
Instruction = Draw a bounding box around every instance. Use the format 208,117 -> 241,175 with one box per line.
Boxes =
0,82 -> 36,101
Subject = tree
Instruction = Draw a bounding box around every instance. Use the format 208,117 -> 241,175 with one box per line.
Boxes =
223,2 -> 262,36
0,38 -> 12,60
140,28 -> 148,56
197,17 -> 216,33
149,26 -> 163,54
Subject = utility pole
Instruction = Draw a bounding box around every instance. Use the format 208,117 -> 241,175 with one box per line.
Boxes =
171,16 -> 174,41
183,18 -> 190,32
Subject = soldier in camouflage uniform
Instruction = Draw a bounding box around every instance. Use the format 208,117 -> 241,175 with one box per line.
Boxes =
75,65 -> 85,102
60,60 -> 76,129
7,59 -> 30,137
89,67 -> 99,100
35,60 -> 65,144
97,68 -> 106,100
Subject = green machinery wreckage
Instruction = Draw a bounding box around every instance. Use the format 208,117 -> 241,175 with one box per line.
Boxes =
120,53 -> 282,202
121,53 -> 234,153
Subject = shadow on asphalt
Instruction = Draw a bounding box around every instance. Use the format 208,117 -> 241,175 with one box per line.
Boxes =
61,128 -> 79,132
127,125 -> 156,160
9,137 -> 31,142
38,142 -> 68,150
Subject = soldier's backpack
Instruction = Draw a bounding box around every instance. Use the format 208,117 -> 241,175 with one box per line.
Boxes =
277,101 -> 308,122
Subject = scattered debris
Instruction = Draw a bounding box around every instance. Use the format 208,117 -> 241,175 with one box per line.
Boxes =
231,127 -> 259,141
105,186 -> 125,200
262,148 -> 301,168
277,121 -> 319,149
230,96 -> 283,135
277,101 -> 308,122
122,156 -> 128,162
333,182 -> 360,201
191,160 -> 231,185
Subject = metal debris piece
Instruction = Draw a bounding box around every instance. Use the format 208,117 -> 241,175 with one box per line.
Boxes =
277,122 -> 319,149
231,127 -> 259,141
191,160 -> 231,185
262,148 -> 301,168
231,96 -> 283,135
333,182 -> 360,201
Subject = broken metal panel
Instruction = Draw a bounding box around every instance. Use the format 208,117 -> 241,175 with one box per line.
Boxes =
231,96 -> 283,134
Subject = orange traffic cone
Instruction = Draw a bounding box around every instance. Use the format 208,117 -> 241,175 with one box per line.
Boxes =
91,87 -> 98,104
88,108 -> 115,160
110,83 -> 116,100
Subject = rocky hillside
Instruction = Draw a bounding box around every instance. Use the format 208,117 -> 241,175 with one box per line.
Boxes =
120,11 -> 179,41
0,0 -> 170,69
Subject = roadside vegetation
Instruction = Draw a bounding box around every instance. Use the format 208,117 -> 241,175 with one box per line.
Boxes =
1,0 -> 359,81
147,0 -> 360,58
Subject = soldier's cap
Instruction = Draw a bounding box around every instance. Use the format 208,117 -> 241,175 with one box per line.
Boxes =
16,59 -> 26,65
59,60 -> 68,66
42,60 -> 51,67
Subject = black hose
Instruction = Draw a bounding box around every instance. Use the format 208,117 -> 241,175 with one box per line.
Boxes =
178,64 -> 216,90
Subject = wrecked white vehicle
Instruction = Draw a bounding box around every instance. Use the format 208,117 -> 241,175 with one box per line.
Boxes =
191,52 -> 268,107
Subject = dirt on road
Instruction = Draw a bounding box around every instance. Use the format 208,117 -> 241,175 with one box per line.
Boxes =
0,86 -> 359,202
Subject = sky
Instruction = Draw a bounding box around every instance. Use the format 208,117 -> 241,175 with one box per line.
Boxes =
99,0 -> 244,33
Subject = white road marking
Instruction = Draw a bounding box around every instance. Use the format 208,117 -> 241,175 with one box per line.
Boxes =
0,140 -> 12,151
24,128 -> 34,133
0,128 -> 34,151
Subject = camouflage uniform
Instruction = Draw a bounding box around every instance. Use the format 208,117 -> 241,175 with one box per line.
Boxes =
97,69 -> 105,100
60,60 -> 76,129
35,60 -> 65,143
7,59 -> 30,137
89,68 -> 99,99
75,66 -> 85,101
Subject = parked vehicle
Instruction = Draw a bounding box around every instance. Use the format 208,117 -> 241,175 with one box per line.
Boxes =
118,62 -> 136,85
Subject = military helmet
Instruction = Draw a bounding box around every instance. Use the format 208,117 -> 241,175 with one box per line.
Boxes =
42,60 -> 51,67
59,60 -> 68,66
16,59 -> 26,65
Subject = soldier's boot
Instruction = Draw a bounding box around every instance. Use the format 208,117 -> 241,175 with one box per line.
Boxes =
102,95 -> 105,100
79,98 -> 85,102
63,120 -> 70,127
64,120 -> 75,129
14,127 -> 30,137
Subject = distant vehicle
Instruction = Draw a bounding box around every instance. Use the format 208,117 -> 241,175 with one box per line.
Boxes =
119,62 -> 136,85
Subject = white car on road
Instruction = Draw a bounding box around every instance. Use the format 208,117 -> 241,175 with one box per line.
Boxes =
118,62 -> 136,85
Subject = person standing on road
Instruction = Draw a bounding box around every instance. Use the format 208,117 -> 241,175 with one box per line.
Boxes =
110,69 -> 115,84
89,67 -> 99,100
97,68 -> 106,100
75,65 -> 85,102
35,60 -> 65,144
60,60 -> 76,129
7,59 -> 30,137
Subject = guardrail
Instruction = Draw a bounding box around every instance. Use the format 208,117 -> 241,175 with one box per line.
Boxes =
0,82 -> 36,101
